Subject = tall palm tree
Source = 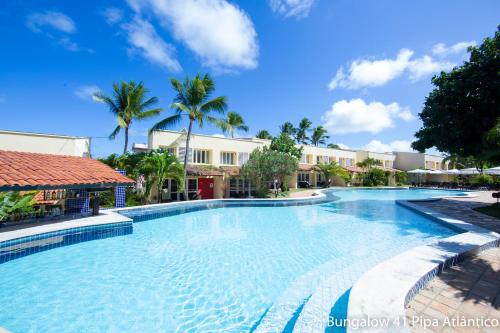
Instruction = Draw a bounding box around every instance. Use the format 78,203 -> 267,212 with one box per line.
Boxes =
295,118 -> 312,144
139,150 -> 184,203
280,121 -> 295,137
94,81 -> 162,154
256,130 -> 273,140
214,111 -> 249,138
310,126 -> 330,146
93,81 -> 163,154
150,73 -> 227,200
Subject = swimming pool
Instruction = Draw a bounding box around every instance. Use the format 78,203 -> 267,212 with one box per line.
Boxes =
0,189 -> 467,332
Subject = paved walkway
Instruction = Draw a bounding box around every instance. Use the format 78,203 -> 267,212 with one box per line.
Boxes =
406,191 -> 500,332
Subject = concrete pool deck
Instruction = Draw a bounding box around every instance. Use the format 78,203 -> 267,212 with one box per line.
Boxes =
405,192 -> 500,333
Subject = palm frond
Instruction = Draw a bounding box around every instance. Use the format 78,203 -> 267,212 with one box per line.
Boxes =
150,113 -> 183,132
109,125 -> 122,140
137,108 -> 163,119
200,96 -> 227,114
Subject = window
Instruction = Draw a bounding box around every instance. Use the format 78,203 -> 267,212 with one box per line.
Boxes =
188,179 -> 197,191
238,152 -> 249,165
220,151 -> 236,165
300,154 -> 307,164
385,160 -> 393,168
345,158 -> 353,167
193,149 -> 210,164
297,173 -> 310,182
306,154 -> 313,164
316,156 -> 322,164
323,156 -> 330,164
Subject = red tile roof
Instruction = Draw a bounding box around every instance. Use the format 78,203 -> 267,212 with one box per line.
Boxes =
0,150 -> 134,190
298,164 -> 321,172
186,165 -> 224,177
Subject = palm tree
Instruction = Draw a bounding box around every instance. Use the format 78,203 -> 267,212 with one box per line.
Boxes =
139,150 -> 184,203
280,121 -> 295,137
318,161 -> 351,187
327,143 -> 341,149
94,81 -> 162,154
310,126 -> 330,146
150,73 -> 227,200
256,130 -> 273,140
214,111 -> 249,138
356,157 -> 382,170
295,118 -> 312,144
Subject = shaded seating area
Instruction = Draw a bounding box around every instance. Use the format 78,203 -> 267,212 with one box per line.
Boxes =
408,167 -> 499,191
0,150 -> 134,226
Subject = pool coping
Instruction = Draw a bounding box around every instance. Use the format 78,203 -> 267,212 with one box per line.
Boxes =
345,199 -> 500,333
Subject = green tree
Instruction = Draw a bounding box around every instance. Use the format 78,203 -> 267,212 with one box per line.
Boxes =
280,121 -> 296,137
241,147 -> 299,197
310,126 -> 330,146
214,111 -> 249,138
256,130 -> 273,140
150,73 -> 227,200
356,157 -> 382,170
270,132 -> 303,159
412,26 -> 500,168
295,118 -> 312,144
139,150 -> 184,203
318,162 -> 351,187
94,81 -> 162,154
0,191 -> 38,221
395,171 -> 409,185
327,143 -> 341,149
363,168 -> 388,187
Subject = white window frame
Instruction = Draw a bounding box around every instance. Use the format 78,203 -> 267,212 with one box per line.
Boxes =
220,151 -> 237,166
192,149 -> 210,164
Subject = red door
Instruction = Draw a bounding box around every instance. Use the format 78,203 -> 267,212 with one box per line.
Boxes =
198,178 -> 214,199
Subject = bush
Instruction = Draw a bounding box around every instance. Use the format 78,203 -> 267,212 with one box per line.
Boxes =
395,171 -> 408,185
471,174 -> 493,185
363,168 -> 387,187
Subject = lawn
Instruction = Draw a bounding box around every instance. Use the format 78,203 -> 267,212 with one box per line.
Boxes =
474,203 -> 500,219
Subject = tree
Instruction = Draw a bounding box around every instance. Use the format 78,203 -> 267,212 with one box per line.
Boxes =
295,118 -> 312,144
213,111 -> 249,138
280,121 -> 295,137
139,150 -> 184,203
310,126 -> 330,146
256,130 -> 273,140
363,168 -> 388,187
318,162 -> 350,187
356,157 -> 382,170
241,147 -> 299,197
270,132 -> 303,159
412,26 -> 500,168
94,81 -> 162,154
327,143 -> 341,149
150,73 -> 227,200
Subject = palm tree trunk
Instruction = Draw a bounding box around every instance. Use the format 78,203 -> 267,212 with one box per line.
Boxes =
124,127 -> 129,154
183,120 -> 193,200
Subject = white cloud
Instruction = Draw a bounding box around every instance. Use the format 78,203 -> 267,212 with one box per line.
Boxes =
269,0 -> 316,19
126,0 -> 258,71
432,41 -> 476,57
328,47 -> 460,90
102,8 -> 124,25
122,17 -> 181,72
321,98 -> 414,134
27,11 -> 76,34
407,55 -> 454,80
362,139 -> 415,153
328,49 -> 413,90
74,85 -> 101,101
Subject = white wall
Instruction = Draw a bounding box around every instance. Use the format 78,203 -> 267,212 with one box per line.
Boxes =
0,130 -> 91,157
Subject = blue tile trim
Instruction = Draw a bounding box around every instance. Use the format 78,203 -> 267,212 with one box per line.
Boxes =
0,222 -> 133,264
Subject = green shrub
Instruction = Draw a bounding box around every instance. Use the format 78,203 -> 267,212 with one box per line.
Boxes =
471,174 -> 493,185
363,168 -> 387,186
395,171 -> 408,185
0,191 -> 38,221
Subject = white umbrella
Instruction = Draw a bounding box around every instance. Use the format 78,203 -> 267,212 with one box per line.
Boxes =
446,168 -> 460,175
407,169 -> 428,174
485,166 -> 500,175
459,168 -> 480,175
428,170 -> 443,174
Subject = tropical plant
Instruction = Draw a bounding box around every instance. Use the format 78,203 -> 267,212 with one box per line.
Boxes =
270,132 -> 303,159
471,174 -> 493,185
98,152 -> 148,179
412,26 -> 500,166
363,168 -> 388,187
255,130 -> 273,140
310,126 -> 330,146
139,150 -> 184,203
213,111 -> 249,138
318,162 -> 351,187
150,73 -> 227,200
356,158 -> 383,170
0,191 -> 38,221
395,171 -> 409,185
241,147 -> 299,198
295,118 -> 312,144
279,121 -> 295,137
327,143 -> 341,149
94,81 -> 162,154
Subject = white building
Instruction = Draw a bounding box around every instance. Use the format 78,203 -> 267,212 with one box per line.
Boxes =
0,130 -> 91,157
393,152 -> 448,171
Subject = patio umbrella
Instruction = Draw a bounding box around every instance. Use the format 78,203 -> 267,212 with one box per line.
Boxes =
427,170 -> 443,174
458,168 -> 480,175
485,166 -> 500,175
407,169 -> 428,174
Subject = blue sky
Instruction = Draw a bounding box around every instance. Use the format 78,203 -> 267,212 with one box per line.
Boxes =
1,0 -> 499,157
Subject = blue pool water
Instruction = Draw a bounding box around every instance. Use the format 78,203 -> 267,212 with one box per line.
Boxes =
0,189 -> 465,333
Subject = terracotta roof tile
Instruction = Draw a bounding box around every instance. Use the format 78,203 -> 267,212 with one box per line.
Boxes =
0,150 -> 134,190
